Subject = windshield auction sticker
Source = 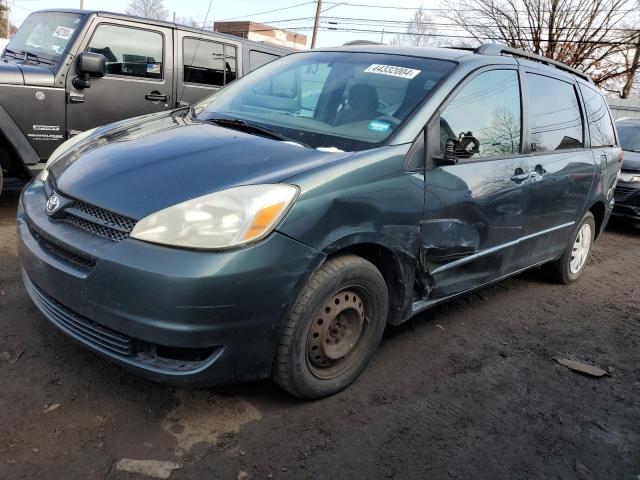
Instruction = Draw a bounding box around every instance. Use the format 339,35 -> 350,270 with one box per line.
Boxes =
52,26 -> 75,40
364,64 -> 421,79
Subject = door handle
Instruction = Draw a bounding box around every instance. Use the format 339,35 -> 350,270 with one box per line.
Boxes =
145,92 -> 170,102
510,170 -> 531,183
530,164 -> 546,180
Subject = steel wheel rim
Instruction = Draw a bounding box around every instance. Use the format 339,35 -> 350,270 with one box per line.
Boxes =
569,223 -> 592,274
306,288 -> 371,380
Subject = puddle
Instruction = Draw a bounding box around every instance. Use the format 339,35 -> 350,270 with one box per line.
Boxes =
162,390 -> 262,456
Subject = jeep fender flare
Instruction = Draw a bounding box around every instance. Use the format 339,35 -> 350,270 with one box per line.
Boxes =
0,105 -> 40,176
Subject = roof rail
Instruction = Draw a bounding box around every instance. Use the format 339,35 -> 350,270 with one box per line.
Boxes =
474,43 -> 593,83
343,40 -> 384,46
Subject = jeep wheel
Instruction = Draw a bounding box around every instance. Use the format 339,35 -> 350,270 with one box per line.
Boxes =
273,255 -> 388,399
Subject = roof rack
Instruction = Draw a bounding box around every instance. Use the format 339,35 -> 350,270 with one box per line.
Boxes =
343,40 -> 384,46
474,43 -> 593,83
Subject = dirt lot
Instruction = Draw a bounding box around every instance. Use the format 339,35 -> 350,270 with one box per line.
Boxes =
1,178 -> 639,480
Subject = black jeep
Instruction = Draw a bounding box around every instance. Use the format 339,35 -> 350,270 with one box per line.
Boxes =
0,9 -> 291,195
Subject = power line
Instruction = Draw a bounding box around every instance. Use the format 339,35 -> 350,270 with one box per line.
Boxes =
321,1 -> 639,14
219,1 -> 315,21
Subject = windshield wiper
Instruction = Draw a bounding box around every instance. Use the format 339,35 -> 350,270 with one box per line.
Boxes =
204,117 -> 310,148
3,49 -> 54,66
3,48 -> 22,60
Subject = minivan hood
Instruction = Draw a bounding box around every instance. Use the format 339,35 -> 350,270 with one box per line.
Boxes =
0,58 -> 55,86
622,150 -> 640,172
50,111 -> 353,219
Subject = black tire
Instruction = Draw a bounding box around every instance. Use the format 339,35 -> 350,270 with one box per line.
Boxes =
549,211 -> 596,284
273,254 -> 389,399
0,166 -> 3,197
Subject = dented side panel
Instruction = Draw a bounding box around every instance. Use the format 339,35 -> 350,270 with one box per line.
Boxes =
422,156 -> 531,298
280,144 -> 424,322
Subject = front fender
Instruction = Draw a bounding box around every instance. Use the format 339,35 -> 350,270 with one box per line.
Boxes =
0,104 -> 40,170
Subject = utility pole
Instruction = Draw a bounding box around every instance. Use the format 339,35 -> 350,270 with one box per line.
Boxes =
5,0 -> 9,38
311,0 -> 322,49
80,0 -> 84,10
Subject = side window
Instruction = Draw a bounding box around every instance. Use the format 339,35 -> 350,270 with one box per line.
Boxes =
87,24 -> 163,80
249,50 -> 279,71
183,38 -> 224,86
526,73 -> 584,151
183,39 -> 237,86
579,85 -> 616,147
440,70 -> 521,161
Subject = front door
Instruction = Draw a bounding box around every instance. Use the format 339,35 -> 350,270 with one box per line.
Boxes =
66,20 -> 174,134
422,68 -> 530,299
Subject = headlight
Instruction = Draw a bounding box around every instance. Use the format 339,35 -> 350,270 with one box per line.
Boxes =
41,128 -> 98,178
619,172 -> 640,183
130,184 -> 299,250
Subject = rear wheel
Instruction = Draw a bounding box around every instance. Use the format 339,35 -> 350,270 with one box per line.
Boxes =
549,212 -> 595,284
273,255 -> 388,399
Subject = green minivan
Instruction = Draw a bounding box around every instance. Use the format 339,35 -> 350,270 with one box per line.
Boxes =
18,44 -> 621,398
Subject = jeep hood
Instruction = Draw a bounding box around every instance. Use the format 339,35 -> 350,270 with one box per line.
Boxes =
0,58 -> 55,86
49,111 -> 353,219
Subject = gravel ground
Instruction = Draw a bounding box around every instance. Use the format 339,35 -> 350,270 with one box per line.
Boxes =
1,178 -> 639,480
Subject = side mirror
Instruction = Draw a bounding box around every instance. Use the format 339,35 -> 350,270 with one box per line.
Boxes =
72,52 -> 106,90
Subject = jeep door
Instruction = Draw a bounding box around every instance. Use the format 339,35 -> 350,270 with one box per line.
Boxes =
515,69 -> 595,266
423,67 -> 531,298
175,31 -> 240,107
66,19 -> 175,134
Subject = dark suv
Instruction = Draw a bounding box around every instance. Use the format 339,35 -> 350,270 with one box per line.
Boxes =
18,44 -> 622,398
613,118 -> 640,224
0,9 -> 290,195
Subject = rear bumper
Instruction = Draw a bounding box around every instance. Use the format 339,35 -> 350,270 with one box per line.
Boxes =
18,181 -> 325,386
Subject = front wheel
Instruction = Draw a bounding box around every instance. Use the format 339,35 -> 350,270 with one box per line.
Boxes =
549,212 -> 596,284
273,255 -> 388,399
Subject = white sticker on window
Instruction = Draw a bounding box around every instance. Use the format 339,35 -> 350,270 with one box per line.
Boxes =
52,26 -> 74,40
364,64 -> 421,79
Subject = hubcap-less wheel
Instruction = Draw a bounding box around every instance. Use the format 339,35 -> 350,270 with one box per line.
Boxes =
306,290 -> 368,380
569,223 -> 592,274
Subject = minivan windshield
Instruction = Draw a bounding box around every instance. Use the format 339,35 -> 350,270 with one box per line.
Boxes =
195,51 -> 455,151
617,124 -> 640,152
5,12 -> 82,61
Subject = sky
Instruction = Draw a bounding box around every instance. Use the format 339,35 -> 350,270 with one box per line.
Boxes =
6,0 -> 430,48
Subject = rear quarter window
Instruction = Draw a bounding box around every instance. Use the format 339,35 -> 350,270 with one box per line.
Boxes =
579,85 -> 617,147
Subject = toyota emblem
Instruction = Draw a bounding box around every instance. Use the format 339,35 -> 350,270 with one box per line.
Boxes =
46,195 -> 60,215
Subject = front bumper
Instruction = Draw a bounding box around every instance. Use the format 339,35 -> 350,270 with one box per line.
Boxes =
18,181 -> 324,386
613,182 -> 640,222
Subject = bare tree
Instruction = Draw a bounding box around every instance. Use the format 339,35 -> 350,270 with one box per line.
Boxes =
0,4 -> 16,38
441,0 -> 639,90
391,5 -> 439,47
126,0 -> 169,21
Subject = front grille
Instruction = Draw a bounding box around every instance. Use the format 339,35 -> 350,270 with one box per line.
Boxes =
31,228 -> 96,269
614,185 -> 639,204
61,200 -> 137,242
24,275 -> 134,358
615,185 -> 636,197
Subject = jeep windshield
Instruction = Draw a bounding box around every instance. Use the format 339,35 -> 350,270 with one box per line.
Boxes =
5,12 -> 82,63
195,51 -> 455,152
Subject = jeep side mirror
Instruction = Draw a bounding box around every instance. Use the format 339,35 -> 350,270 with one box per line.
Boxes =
73,52 -> 106,90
